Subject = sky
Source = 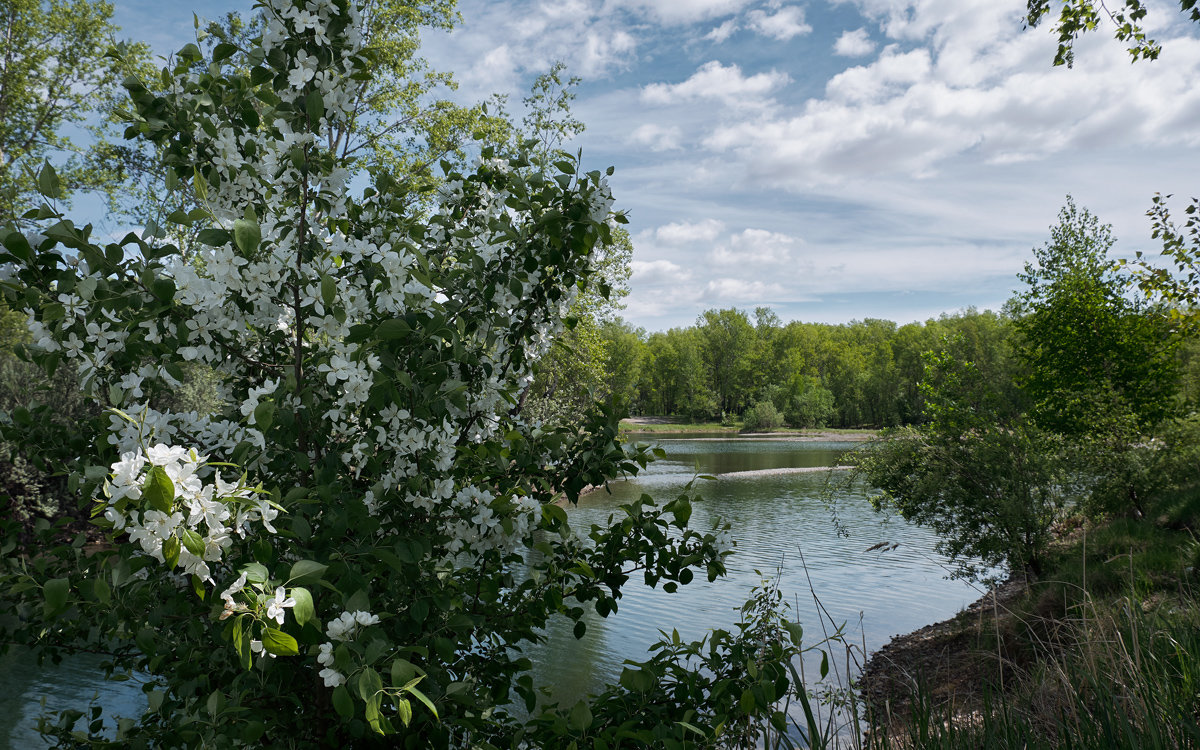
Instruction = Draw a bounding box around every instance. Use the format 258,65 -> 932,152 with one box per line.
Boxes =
109,0 -> 1200,331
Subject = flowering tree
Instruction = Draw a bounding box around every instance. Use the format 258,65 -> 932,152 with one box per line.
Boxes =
0,0 -> 798,746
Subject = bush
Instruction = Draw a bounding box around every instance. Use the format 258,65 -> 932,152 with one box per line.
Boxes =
785,380 -> 835,428
742,400 -> 784,432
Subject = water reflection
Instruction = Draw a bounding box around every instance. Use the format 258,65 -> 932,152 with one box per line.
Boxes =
0,649 -> 147,749
527,439 -> 982,713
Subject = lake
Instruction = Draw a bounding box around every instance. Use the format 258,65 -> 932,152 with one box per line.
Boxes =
0,438 -> 983,746
522,438 -> 983,723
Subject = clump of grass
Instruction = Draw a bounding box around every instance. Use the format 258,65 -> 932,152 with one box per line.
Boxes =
854,514 -> 1200,750
867,595 -> 1200,750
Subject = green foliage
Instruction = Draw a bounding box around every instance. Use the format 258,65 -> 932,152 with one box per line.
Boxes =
0,3 -> 787,745
1023,0 -> 1200,66
854,347 -> 1066,580
1138,192 -> 1200,328
520,60 -> 585,170
698,308 -> 756,416
0,0 -> 152,224
741,399 -> 783,432
784,376 -> 835,428
626,307 -> 1021,431
1013,199 -> 1179,438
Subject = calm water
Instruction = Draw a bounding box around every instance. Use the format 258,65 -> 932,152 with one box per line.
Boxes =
0,439 -> 983,745
0,650 -> 149,749
523,438 -> 984,714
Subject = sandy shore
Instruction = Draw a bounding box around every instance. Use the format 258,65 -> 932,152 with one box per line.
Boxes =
715,465 -> 853,479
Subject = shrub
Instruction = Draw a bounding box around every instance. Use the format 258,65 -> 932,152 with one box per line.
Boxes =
742,400 -> 784,432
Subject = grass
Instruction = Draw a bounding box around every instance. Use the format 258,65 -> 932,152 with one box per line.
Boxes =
869,592 -> 1200,750
876,515 -> 1200,750
763,512 -> 1200,750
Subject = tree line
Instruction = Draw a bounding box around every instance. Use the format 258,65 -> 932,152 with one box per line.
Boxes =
542,296 -> 1198,432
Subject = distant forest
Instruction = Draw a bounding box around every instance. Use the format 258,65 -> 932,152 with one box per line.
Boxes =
526,305 -> 1200,430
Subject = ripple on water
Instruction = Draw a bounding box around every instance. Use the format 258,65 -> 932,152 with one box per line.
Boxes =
529,440 -> 984,712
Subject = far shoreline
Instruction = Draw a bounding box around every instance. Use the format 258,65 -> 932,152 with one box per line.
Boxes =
619,417 -> 877,442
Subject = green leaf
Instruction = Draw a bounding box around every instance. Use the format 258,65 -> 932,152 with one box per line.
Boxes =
405,683 -> 438,721
43,577 -> 69,616
4,230 -> 32,260
212,42 -> 237,62
151,278 -> 176,302
162,535 -> 181,569
261,628 -> 299,656
142,466 -> 175,513
783,620 -> 804,649
396,698 -> 413,727
390,658 -> 421,686
241,562 -> 270,584
375,319 -> 409,340
241,721 -> 266,743
37,161 -> 62,199
677,721 -> 706,738
233,618 -> 252,669
358,666 -> 383,703
306,90 -> 324,123
290,587 -> 314,627
567,700 -> 592,731
192,165 -> 210,203
197,228 -> 229,246
331,685 -> 353,718
233,219 -> 261,255
253,400 -> 275,430
321,275 -> 336,307
288,559 -> 328,585
180,528 -> 205,556
93,577 -> 111,604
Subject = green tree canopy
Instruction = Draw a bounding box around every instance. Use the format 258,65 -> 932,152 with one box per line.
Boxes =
0,0 -> 149,223
1013,199 -> 1179,436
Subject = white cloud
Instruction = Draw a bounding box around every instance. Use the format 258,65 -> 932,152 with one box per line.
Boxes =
655,219 -> 726,244
710,228 -> 798,264
706,19 -> 739,42
641,61 -> 790,105
700,22 -> 1200,188
825,46 -> 932,102
606,0 -> 753,24
632,259 -> 690,284
702,278 -> 786,301
631,123 -> 684,151
834,27 -> 876,57
746,5 -> 812,40
579,29 -> 638,76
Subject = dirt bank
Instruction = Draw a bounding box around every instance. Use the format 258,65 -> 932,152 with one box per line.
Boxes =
857,573 -> 1028,725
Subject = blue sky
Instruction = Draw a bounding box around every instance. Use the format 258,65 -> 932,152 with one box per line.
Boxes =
109,0 -> 1200,331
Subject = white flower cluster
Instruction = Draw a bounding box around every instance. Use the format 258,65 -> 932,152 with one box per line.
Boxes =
443,487 -> 542,558
101,442 -> 274,583
315,610 -> 380,687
